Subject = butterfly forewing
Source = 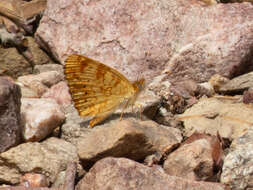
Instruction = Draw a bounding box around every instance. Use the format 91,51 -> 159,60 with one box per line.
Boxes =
65,54 -> 139,126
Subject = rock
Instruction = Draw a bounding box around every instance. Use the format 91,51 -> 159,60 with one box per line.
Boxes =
76,120 -> 182,167
219,72 -> 253,94
243,89 -> 253,104
42,81 -> 72,107
0,37 -> 53,79
36,0 -> 253,83
114,87 -> 162,120
20,173 -> 49,187
19,85 -> 40,98
221,127 -> 253,189
76,157 -> 228,190
208,74 -> 229,93
26,37 -> 53,66
34,64 -> 64,75
178,97 -> 253,140
18,71 -> 64,88
163,133 -> 224,181
0,47 -> 32,79
0,77 -> 22,153
17,80 -> 48,98
61,104 -> 89,142
21,98 -> 65,142
17,71 -> 64,97
0,137 -> 80,184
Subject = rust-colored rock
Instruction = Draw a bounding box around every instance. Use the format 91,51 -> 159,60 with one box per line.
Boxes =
164,133 -> 224,181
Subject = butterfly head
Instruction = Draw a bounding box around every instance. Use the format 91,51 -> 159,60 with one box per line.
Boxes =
133,78 -> 145,92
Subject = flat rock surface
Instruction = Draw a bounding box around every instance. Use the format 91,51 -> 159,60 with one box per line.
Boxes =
178,97 -> 253,140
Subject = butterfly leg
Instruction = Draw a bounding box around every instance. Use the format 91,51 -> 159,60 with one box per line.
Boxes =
134,103 -> 143,120
120,99 -> 130,121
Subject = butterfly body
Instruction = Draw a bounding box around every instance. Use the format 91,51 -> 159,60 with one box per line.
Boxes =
64,54 -> 144,127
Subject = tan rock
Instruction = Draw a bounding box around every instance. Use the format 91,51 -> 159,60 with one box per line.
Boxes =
17,71 -> 64,97
0,48 -> 32,79
21,98 -> 65,142
76,157 -> 228,190
18,70 -> 64,88
77,119 -> 182,167
0,37 -> 52,79
178,97 -> 253,140
34,64 -> 64,75
0,137 -> 80,184
219,72 -> 253,94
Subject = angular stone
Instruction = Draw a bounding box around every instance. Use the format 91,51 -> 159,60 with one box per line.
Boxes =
76,157 -> 228,190
219,72 -> 253,93
0,77 -> 21,153
17,71 -> 64,97
0,47 -> 32,79
178,97 -> 253,140
77,120 -> 182,167
221,127 -> 253,189
0,37 -> 53,79
0,137 -> 79,184
18,71 -> 64,88
21,98 -> 65,142
163,133 -> 223,181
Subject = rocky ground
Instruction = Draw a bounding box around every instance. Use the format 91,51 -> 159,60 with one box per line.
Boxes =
1,0 -> 253,190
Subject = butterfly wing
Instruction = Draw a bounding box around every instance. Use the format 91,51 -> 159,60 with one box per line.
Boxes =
64,54 -> 136,123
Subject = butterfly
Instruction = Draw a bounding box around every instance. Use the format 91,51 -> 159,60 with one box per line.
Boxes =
64,54 -> 145,128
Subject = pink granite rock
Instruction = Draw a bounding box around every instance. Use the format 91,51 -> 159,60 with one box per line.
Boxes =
42,81 -> 72,107
36,0 -> 253,83
21,98 -> 65,142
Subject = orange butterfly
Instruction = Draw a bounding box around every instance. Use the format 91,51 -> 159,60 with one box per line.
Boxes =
65,54 -> 145,127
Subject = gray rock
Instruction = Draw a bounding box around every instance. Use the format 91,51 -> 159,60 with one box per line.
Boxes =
221,127 -> 253,189
0,77 -> 21,153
